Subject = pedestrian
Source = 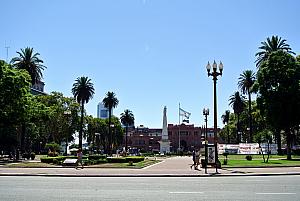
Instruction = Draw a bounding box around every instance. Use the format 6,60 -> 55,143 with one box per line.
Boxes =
190,150 -> 196,169
76,148 -> 83,169
194,149 -> 201,170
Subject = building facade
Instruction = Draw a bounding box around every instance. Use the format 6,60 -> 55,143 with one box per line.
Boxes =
97,102 -> 111,119
125,124 -> 217,152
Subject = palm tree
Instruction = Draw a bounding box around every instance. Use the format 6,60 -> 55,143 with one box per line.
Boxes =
221,110 -> 230,143
72,77 -> 95,149
229,91 -> 245,143
120,109 -> 135,153
11,47 -> 46,85
238,70 -> 256,142
255,35 -> 295,67
102,91 -> 119,155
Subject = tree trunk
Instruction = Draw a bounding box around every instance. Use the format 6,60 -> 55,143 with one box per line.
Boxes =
125,125 -> 128,152
275,129 -> 282,155
286,128 -> 292,160
79,102 -> 84,150
248,89 -> 253,143
237,114 -> 240,143
108,109 -> 112,155
227,125 -> 230,144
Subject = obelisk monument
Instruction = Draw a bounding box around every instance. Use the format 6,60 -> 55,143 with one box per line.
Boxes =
159,106 -> 170,154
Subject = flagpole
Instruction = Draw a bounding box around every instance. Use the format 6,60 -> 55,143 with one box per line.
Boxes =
178,103 -> 181,153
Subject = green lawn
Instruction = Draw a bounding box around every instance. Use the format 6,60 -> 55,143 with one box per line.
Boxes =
221,159 -> 300,167
219,154 -> 300,160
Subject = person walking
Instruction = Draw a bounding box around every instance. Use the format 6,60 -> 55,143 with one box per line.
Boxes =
194,149 -> 201,170
190,150 -> 196,169
76,148 -> 83,169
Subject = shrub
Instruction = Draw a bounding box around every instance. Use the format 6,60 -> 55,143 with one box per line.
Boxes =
89,155 -> 107,160
107,157 -> 127,163
30,152 -> 35,160
45,142 -> 60,152
125,156 -> 145,163
245,155 -> 252,161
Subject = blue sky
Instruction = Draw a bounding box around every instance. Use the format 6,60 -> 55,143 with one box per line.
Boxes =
1,0 -> 300,128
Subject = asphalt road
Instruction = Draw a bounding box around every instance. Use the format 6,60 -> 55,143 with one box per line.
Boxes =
0,176 -> 299,201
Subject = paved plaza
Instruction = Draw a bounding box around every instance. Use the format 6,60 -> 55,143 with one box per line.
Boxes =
1,156 -> 300,177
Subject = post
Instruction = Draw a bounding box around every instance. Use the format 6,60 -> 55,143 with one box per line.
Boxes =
206,60 -> 223,174
213,77 -> 218,173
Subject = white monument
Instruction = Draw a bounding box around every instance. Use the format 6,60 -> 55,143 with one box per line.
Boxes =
159,106 -> 171,154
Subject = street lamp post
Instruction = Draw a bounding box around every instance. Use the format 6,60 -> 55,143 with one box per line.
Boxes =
63,110 -> 71,156
206,60 -> 223,173
203,108 -> 209,174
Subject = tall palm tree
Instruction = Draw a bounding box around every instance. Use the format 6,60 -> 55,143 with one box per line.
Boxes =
238,70 -> 256,142
221,110 -> 230,143
255,35 -> 295,67
102,91 -> 119,155
120,109 -> 135,153
72,77 -> 95,149
11,47 -> 46,85
229,91 -> 245,143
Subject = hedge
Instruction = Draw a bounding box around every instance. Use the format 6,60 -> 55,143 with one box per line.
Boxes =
106,156 -> 145,163
88,155 -> 107,160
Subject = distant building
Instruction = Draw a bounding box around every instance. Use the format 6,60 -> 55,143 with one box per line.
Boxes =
97,103 -> 111,119
124,124 -> 218,152
31,80 -> 47,95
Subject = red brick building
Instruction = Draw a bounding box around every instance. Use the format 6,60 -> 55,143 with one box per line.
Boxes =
125,124 -> 216,152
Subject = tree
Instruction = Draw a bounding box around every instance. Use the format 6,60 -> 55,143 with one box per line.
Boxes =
72,77 -> 95,149
102,91 -> 119,155
256,50 -> 300,159
221,110 -> 230,143
229,91 -> 245,143
10,47 -> 46,85
0,60 -> 32,154
120,109 -> 135,152
238,70 -> 256,142
255,35 -> 295,67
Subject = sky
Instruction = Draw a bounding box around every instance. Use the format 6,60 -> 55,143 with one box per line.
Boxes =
1,0 -> 300,129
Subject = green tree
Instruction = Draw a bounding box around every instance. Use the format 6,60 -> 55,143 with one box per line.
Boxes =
102,91 -> 119,155
0,60 -> 31,153
256,50 -> 300,159
72,77 -> 95,149
221,110 -> 230,143
10,47 -> 46,85
238,70 -> 256,142
229,91 -> 245,143
120,109 -> 135,152
255,35 -> 295,67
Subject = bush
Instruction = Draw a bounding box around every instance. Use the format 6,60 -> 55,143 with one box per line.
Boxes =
88,155 -> 107,160
125,156 -> 145,163
245,155 -> 252,161
107,157 -> 127,163
45,142 -> 60,152
30,152 -> 35,160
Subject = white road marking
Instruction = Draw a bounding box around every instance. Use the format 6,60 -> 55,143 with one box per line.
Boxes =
246,180 -> 268,182
169,192 -> 204,194
256,193 -> 296,195
142,160 -> 165,169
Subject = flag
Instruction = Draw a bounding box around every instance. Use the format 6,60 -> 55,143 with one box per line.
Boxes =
179,108 -> 191,119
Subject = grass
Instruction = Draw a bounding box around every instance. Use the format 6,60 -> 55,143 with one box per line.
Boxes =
90,159 -> 160,168
220,155 -> 300,167
222,159 -> 300,167
2,159 -> 160,168
4,162 -> 57,168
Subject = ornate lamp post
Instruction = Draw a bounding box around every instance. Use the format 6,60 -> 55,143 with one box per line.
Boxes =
206,60 -> 223,173
203,108 -> 209,174
63,110 -> 72,156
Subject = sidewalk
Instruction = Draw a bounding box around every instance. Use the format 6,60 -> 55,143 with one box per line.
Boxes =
1,156 -> 300,177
